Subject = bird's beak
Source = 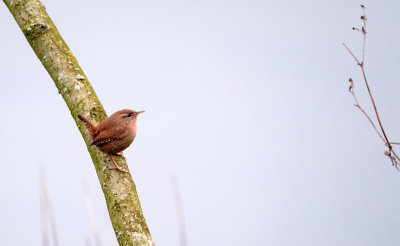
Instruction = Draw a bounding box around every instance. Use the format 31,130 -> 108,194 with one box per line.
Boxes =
137,110 -> 145,115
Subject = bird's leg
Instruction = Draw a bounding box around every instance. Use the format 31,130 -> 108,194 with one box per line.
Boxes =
116,152 -> 125,157
108,155 -> 128,173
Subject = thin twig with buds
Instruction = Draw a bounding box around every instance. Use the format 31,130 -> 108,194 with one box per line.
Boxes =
343,4 -> 400,169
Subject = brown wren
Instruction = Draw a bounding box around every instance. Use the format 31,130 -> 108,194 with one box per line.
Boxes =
77,109 -> 145,173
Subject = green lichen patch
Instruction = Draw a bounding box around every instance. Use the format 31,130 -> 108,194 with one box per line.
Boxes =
76,74 -> 85,80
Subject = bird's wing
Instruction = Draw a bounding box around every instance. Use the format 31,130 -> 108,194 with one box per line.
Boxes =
91,136 -> 119,147
91,125 -> 126,147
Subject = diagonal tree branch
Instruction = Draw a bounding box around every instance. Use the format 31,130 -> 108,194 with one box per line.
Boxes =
3,0 -> 155,245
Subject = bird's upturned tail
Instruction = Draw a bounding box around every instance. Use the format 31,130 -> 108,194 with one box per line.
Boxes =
77,114 -> 97,139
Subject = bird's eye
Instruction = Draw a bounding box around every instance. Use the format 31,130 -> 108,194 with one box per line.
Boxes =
127,113 -> 133,117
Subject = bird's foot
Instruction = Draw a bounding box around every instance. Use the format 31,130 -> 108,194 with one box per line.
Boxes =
108,166 -> 129,173
108,155 -> 129,173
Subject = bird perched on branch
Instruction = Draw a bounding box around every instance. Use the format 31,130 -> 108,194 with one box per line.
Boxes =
77,109 -> 145,173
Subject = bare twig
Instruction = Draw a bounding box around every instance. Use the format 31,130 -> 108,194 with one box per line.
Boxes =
39,169 -> 50,246
342,43 -> 361,65
171,175 -> 187,246
39,168 -> 59,246
83,179 -> 103,246
343,4 -> 400,169
348,79 -> 386,143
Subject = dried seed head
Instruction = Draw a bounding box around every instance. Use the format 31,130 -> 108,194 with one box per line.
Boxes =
348,78 -> 354,92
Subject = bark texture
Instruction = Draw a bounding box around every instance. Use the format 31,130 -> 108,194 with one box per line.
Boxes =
3,0 -> 154,245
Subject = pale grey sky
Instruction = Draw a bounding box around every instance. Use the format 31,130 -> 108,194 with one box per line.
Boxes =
2,0 -> 400,245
